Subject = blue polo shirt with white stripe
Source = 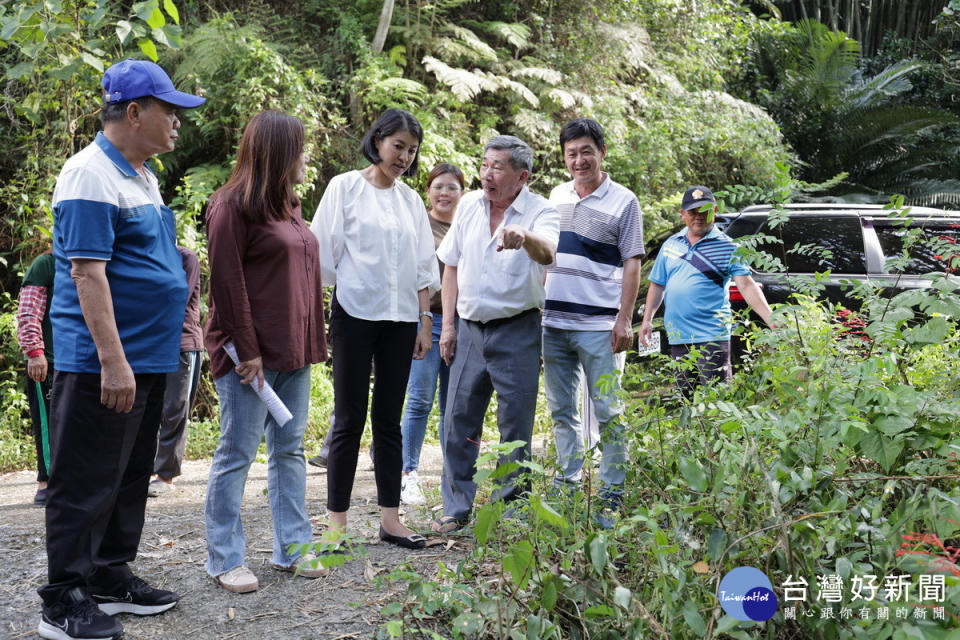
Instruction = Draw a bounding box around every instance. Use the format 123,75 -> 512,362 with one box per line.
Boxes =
543,175 -> 645,331
649,226 -> 750,345
51,132 -> 187,373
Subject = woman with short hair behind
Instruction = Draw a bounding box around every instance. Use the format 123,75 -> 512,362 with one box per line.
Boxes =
399,163 -> 464,505
311,108 -> 439,549
204,110 -> 327,593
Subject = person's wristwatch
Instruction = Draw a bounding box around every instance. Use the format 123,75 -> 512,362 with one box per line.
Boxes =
419,311 -> 432,321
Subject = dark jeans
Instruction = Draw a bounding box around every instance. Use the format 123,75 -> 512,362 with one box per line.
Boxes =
154,350 -> 202,479
670,340 -> 732,398
39,371 -> 165,606
26,370 -> 53,482
326,296 -> 417,512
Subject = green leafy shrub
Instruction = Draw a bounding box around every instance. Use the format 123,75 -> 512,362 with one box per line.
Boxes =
377,206 -> 960,639
0,302 -> 32,472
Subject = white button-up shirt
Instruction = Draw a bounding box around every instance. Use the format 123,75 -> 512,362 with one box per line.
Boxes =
437,186 -> 560,323
311,170 -> 440,322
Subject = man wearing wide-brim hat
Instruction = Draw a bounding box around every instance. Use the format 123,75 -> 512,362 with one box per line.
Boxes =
639,185 -> 773,396
38,58 -> 205,640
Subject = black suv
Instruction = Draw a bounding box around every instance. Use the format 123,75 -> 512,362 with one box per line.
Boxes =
718,203 -> 960,309
634,203 -> 960,358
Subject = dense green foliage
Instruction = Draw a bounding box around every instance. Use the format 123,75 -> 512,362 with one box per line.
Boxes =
0,0 -> 793,454
1,2 -> 958,638
732,13 -> 960,206
377,204 -> 960,639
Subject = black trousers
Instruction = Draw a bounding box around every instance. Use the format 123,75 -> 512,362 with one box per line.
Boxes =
26,370 -> 53,482
327,296 -> 417,512
38,371 -> 165,606
670,340 -> 732,398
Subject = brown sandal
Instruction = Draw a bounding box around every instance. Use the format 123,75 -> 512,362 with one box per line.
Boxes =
431,515 -> 468,534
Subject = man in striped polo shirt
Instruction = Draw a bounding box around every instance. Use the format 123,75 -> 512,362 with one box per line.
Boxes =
543,118 -> 644,527
639,186 -> 772,397
38,59 -> 205,640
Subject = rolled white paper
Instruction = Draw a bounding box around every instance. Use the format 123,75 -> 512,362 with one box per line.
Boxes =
223,341 -> 294,427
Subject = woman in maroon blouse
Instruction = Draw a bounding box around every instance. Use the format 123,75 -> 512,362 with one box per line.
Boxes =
203,111 -> 327,593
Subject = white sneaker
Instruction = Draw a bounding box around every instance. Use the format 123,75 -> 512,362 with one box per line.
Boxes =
215,565 -> 258,593
400,471 -> 426,505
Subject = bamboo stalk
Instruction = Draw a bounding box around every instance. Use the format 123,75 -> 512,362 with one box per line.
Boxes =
864,0 -> 875,56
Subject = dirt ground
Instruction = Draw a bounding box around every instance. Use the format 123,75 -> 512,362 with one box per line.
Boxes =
0,443 -> 467,640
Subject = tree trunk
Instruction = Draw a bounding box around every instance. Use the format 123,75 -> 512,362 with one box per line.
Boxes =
849,0 -> 860,46
894,0 -> 906,40
371,0 -> 395,54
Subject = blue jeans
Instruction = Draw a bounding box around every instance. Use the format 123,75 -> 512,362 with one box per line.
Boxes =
542,327 -> 626,492
400,313 -> 451,473
205,366 -> 312,576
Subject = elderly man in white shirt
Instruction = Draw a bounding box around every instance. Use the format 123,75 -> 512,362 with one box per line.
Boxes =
432,135 -> 560,533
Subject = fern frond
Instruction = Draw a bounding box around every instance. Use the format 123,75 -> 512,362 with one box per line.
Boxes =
442,23 -> 498,63
845,60 -> 922,110
904,180 -> 960,208
794,18 -> 859,100
479,71 -> 539,107
568,89 -> 594,109
367,77 -> 428,106
510,66 -> 562,84
422,56 -> 486,101
172,20 -> 264,82
598,24 -> 654,71
434,38 -> 489,66
513,108 -> 553,143
467,20 -> 531,50
546,88 -> 576,109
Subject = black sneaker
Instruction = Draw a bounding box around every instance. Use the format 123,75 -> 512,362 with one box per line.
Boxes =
38,586 -> 123,640
92,576 -> 179,616
307,454 -> 327,468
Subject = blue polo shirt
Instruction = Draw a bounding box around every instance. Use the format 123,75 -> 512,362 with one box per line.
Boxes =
50,132 -> 187,373
649,226 -> 750,345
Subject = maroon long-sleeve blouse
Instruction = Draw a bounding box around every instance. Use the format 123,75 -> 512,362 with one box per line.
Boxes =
204,195 -> 327,379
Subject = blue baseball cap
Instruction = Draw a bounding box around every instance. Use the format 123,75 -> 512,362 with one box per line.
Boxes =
102,58 -> 206,109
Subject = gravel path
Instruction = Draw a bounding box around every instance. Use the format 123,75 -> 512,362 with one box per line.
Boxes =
0,443 -> 464,639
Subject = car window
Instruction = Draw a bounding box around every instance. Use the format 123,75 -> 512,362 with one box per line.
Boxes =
753,217 -> 866,273
721,217 -> 764,237
875,222 -> 960,274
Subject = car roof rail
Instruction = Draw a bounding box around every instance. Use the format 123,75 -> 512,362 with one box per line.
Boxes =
738,203 -> 958,216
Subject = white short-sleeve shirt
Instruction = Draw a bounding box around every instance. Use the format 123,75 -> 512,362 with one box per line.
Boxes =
436,186 -> 560,323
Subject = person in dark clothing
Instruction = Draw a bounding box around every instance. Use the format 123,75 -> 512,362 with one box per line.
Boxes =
148,246 -> 203,498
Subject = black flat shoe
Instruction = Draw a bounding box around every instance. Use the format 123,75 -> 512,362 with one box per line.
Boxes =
379,525 -> 426,549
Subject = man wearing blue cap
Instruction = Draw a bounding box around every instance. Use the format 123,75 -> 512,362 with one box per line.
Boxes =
38,59 -> 205,640
639,186 -> 772,396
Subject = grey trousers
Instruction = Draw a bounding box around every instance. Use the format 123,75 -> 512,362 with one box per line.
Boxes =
153,350 -> 202,479
440,309 -> 541,520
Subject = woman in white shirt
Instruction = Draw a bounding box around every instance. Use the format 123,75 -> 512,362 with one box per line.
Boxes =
311,109 -> 439,549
